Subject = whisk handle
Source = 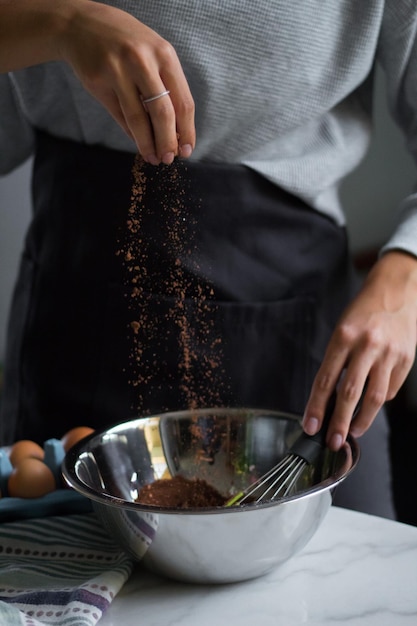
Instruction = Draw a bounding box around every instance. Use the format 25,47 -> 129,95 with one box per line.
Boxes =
288,431 -> 328,465
289,392 -> 337,464
291,386 -> 364,464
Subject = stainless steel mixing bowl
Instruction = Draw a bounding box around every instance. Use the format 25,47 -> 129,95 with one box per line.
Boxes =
62,407 -> 359,584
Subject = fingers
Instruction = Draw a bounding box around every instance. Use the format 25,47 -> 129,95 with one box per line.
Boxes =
303,362 -> 369,452
60,0 -> 196,164
113,77 -> 175,164
92,75 -> 194,164
118,81 -> 176,164
302,365 -> 360,453
303,327 -> 414,452
116,43 -> 195,165
72,9 -> 195,165
113,82 -> 195,165
162,66 -> 196,158
302,338 -> 348,442
140,88 -> 180,164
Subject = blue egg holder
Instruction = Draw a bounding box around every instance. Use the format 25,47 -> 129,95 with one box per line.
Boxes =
0,439 -> 92,523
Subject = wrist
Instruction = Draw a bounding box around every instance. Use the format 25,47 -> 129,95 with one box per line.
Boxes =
364,250 -> 417,313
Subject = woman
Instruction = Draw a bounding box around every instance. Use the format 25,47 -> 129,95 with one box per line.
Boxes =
1,0 -> 417,519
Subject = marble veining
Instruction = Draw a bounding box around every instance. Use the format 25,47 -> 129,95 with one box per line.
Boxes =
99,506 -> 417,626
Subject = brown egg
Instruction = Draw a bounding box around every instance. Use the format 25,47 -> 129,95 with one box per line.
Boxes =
61,426 -> 95,452
9,440 -> 45,467
8,457 -> 56,498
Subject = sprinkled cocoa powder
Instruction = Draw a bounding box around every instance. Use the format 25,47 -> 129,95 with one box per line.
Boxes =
118,157 -> 229,417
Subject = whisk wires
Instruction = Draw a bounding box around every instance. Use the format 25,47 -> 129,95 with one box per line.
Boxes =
226,453 -> 307,506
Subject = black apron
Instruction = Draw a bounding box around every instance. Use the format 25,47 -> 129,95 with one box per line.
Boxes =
0,130 -> 395,518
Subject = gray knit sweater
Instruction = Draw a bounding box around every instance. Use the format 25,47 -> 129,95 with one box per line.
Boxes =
1,0 -> 417,255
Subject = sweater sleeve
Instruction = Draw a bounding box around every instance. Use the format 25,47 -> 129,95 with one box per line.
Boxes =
0,73 -> 35,176
377,0 -> 417,258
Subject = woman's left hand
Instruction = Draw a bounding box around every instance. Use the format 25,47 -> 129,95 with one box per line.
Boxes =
302,250 -> 417,450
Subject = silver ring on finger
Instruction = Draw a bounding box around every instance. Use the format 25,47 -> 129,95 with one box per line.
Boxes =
141,90 -> 170,104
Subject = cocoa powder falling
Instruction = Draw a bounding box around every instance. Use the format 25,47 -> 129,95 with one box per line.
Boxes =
117,156 -> 229,415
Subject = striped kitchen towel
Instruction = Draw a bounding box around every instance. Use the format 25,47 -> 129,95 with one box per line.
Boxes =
0,513 -> 134,626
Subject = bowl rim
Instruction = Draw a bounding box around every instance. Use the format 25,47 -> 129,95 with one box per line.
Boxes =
61,407 -> 360,515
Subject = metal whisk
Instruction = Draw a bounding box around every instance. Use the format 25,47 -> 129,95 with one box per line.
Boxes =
226,394 -> 341,506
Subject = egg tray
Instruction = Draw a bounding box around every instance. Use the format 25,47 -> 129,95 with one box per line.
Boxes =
0,439 -> 92,523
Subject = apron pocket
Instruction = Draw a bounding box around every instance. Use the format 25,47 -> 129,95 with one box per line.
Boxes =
96,287 -> 320,419
206,296 -> 319,414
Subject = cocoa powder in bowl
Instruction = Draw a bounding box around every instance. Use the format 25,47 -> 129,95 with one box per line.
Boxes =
136,475 -> 227,508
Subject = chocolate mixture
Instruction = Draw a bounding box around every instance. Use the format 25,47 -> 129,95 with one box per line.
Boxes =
136,475 -> 227,508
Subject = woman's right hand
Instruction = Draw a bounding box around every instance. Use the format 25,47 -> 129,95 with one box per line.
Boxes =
59,0 -> 195,164
0,0 -> 195,164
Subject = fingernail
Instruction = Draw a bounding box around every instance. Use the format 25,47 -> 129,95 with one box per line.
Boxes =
179,144 -> 193,158
303,416 -> 319,435
329,433 -> 343,451
145,154 -> 160,166
162,152 -> 175,165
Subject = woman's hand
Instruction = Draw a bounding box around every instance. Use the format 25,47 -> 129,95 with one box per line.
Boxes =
303,250 -> 417,450
0,0 -> 195,164
59,0 -> 195,164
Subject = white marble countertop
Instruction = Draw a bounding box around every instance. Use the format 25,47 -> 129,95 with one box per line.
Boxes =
99,505 -> 417,626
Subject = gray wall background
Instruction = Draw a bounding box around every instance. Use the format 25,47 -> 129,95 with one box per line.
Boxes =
0,159 -> 32,362
1,69 -> 416,394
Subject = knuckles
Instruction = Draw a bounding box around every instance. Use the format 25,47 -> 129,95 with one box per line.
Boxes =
335,321 -> 414,366
176,93 -> 195,119
365,387 -> 386,408
338,381 -> 361,403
